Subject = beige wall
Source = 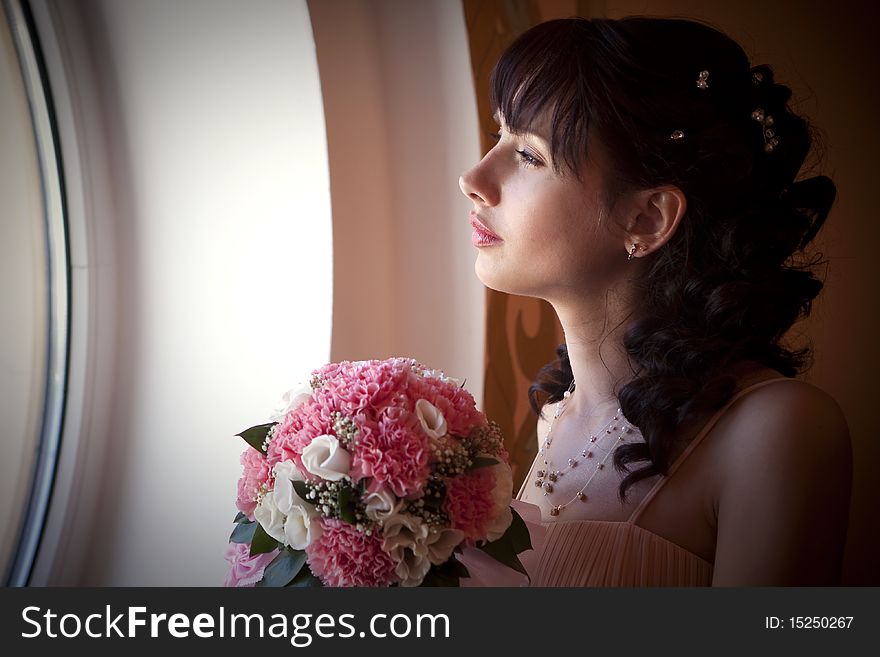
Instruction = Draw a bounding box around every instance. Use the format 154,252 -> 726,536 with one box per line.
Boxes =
309,0 -> 486,408
538,0 -> 878,585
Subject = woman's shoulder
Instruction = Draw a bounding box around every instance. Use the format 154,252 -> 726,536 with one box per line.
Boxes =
707,368 -> 850,472
720,370 -> 850,454
708,368 -> 853,584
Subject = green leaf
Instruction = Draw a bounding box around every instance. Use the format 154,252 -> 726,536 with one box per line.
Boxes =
478,532 -> 528,578
337,486 -> 357,524
229,520 -> 256,544
467,456 -> 499,471
249,522 -> 280,556
233,512 -> 248,524
507,507 -> 533,554
236,422 -> 276,454
288,567 -> 323,587
255,548 -> 307,587
419,556 -> 469,587
292,480 -> 310,502
420,570 -> 461,587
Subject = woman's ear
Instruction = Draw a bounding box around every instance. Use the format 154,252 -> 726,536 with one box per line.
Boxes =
623,186 -> 687,258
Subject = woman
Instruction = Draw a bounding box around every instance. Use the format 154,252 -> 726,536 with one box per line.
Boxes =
458,16 -> 852,586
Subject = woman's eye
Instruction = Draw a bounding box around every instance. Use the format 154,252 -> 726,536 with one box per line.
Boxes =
487,130 -> 501,143
516,149 -> 542,168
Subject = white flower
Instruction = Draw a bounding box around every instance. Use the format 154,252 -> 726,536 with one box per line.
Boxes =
269,382 -> 313,422
381,514 -> 465,586
363,487 -> 403,522
382,514 -> 431,587
425,527 -> 465,566
414,398 -> 447,439
283,503 -> 322,550
482,457 -> 515,542
301,435 -> 351,481
272,461 -> 307,514
253,492 -> 287,544
271,460 -> 321,550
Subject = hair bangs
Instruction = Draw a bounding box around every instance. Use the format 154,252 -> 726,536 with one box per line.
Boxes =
489,20 -> 596,178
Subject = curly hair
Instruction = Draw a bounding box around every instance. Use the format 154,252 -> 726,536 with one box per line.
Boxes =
495,17 -> 837,502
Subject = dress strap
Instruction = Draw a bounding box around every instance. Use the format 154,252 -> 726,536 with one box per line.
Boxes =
627,376 -> 796,524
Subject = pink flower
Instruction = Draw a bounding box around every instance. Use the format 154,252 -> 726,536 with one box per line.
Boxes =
444,468 -> 497,543
267,396 -> 334,473
223,542 -> 279,587
235,447 -> 271,520
315,359 -> 411,419
306,519 -> 397,587
407,372 -> 486,437
350,406 -> 430,497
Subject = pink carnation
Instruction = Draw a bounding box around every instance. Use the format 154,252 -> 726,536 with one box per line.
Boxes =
266,395 -> 334,473
306,519 -> 397,587
235,447 -> 271,520
224,542 -> 279,587
444,468 -> 497,542
315,359 -> 411,419
406,372 -> 486,437
351,406 -> 430,497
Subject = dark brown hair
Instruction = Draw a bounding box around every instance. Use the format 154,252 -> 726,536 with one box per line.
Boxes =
494,17 -> 836,501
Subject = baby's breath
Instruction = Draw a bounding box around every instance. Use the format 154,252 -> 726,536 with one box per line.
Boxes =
333,412 -> 359,448
404,477 -> 449,528
468,420 -> 505,457
261,424 -> 278,452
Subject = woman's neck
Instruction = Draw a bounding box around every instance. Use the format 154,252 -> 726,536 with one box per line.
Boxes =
550,291 -> 636,419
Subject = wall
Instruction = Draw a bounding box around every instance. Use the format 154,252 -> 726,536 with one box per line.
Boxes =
309,0 -> 485,407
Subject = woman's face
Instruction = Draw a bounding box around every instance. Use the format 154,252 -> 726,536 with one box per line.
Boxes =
458,111 -> 625,302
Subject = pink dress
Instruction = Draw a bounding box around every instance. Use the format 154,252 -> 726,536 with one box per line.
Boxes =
512,376 -> 795,587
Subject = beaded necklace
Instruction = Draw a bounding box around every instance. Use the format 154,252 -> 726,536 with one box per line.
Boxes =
534,381 -> 640,517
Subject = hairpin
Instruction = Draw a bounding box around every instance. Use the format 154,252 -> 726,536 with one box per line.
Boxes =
751,70 -> 764,85
750,107 -> 778,153
696,70 -> 709,89
670,129 -> 684,140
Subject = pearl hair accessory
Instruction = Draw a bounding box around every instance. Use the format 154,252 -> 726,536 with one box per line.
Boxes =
534,380 -> 640,517
670,67 -> 781,153
696,70 -> 710,89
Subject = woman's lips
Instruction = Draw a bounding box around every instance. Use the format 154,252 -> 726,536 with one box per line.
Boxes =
470,213 -> 502,247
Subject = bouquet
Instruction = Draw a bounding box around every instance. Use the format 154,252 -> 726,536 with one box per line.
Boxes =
224,357 -> 533,587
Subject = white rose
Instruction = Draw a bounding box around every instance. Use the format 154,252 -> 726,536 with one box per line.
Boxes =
425,527 -> 465,566
415,398 -> 447,439
283,504 -> 322,550
270,460 -> 321,549
363,487 -> 402,522
382,513 -> 431,587
301,435 -> 351,481
272,461 -> 308,515
269,382 -> 313,422
253,492 -> 286,544
483,457 -> 515,542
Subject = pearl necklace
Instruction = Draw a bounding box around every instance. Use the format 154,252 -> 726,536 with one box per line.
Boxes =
533,381 -> 639,517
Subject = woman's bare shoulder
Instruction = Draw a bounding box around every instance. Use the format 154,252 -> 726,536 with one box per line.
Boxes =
710,375 -> 852,585
719,376 -> 850,468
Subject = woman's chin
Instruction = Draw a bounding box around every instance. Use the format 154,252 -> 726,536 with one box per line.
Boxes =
474,260 -> 530,297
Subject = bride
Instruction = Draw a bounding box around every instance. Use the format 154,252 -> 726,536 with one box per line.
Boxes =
458,16 -> 851,586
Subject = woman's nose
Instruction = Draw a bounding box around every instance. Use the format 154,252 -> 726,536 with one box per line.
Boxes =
458,157 -> 499,206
